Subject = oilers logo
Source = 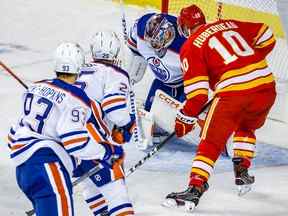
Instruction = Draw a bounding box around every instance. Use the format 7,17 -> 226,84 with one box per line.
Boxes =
147,57 -> 171,82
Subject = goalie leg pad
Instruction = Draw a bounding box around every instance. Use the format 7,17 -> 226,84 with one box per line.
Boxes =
137,108 -> 154,150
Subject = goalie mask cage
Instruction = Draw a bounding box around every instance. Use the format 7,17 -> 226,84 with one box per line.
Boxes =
161,0 -> 288,124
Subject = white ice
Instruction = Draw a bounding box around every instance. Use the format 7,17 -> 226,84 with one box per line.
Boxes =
0,0 -> 288,215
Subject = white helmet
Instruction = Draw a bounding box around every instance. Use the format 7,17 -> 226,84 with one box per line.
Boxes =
90,31 -> 121,62
54,42 -> 85,74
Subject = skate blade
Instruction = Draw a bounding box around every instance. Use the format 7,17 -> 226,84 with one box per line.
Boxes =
161,198 -> 178,208
162,199 -> 196,213
237,185 -> 252,196
185,201 -> 196,212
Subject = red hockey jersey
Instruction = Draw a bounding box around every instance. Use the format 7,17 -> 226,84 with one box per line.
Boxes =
180,19 -> 276,116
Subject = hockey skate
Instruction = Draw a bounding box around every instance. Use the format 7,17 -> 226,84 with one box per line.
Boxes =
162,182 -> 209,212
233,158 -> 255,196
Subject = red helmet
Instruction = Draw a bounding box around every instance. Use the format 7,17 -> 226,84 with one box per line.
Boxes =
177,5 -> 206,38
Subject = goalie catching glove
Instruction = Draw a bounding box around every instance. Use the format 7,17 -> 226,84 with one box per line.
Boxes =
175,110 -> 197,137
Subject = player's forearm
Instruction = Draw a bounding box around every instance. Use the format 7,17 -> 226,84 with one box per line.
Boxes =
182,94 -> 208,117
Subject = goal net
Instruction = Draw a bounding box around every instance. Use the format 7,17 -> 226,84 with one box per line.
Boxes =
161,0 -> 288,123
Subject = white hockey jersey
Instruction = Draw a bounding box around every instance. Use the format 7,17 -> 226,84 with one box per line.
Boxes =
76,62 -> 131,127
127,13 -> 187,87
8,79 -> 110,175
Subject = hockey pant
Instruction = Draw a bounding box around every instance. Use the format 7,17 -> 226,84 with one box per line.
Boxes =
144,78 -> 185,111
16,149 -> 74,216
80,178 -> 134,216
74,160 -> 134,215
189,88 -> 276,184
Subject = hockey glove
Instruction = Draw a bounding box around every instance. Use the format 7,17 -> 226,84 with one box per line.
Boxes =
112,114 -> 136,144
175,110 -> 197,137
100,142 -> 124,167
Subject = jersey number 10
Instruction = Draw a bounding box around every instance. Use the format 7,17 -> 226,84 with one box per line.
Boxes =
208,30 -> 255,65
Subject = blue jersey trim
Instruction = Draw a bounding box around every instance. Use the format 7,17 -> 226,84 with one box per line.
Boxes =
67,142 -> 88,154
86,194 -> 104,203
104,93 -> 126,99
40,79 -> 91,107
104,104 -> 126,114
110,203 -> 133,215
9,127 -> 16,135
59,130 -> 88,139
10,139 -> 43,158
10,136 -> 37,143
94,206 -> 109,215
137,13 -> 186,53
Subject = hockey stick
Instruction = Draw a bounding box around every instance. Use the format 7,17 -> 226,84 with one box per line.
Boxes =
0,60 -> 28,89
120,0 -> 129,43
25,164 -> 102,216
125,99 -> 213,177
119,0 -> 144,148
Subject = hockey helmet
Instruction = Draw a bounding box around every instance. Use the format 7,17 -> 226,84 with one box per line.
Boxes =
177,4 -> 206,38
144,14 -> 176,52
54,42 -> 85,74
90,31 -> 121,62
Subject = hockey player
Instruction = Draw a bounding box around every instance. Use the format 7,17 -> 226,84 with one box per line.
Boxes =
163,5 -> 277,211
74,31 -> 134,216
8,42 -> 124,216
127,12 -> 187,111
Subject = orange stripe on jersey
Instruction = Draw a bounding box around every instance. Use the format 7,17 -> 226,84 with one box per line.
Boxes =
91,101 -> 110,136
89,200 -> 106,210
191,167 -> 210,179
194,155 -> 215,167
233,136 -> 256,144
234,149 -> 255,158
255,36 -> 276,48
86,123 -> 103,143
63,137 -> 88,146
10,144 -> 25,150
102,98 -> 126,108
215,74 -> 274,94
48,163 -> 69,216
253,24 -> 268,45
186,89 -> 208,100
219,60 -> 267,82
117,211 -> 135,216
201,98 -> 219,140
184,76 -> 209,86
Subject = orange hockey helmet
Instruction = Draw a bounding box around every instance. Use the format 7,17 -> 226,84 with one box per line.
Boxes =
177,4 -> 206,38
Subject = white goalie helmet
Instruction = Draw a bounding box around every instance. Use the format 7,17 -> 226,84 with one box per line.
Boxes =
54,42 -> 85,74
90,31 -> 121,62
